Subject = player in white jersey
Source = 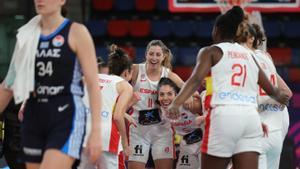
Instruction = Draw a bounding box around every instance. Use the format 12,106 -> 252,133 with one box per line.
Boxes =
128,40 -> 185,169
79,45 -> 133,169
157,77 -> 203,169
167,6 -> 290,169
235,23 -> 293,169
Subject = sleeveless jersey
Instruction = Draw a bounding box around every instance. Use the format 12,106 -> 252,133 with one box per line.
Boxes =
255,50 -> 286,131
171,106 -> 200,136
132,63 -> 169,120
34,19 -> 83,98
208,42 -> 259,107
83,74 -> 124,154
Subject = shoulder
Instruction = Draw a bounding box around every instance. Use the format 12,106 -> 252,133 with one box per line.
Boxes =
68,22 -> 92,52
117,80 -> 133,93
69,22 -> 89,35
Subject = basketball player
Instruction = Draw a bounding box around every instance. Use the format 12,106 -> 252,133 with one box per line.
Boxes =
1,0 -> 102,168
167,6 -> 290,169
157,77 -> 203,169
128,40 -> 185,169
79,44 -> 133,169
235,22 -> 293,169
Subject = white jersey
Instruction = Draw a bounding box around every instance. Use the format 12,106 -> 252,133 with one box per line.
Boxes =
210,42 -> 259,107
171,106 -> 200,136
132,63 -> 169,120
255,50 -> 287,131
83,74 -> 124,154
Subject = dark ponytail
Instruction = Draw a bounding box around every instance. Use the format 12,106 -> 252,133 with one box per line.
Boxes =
215,6 -> 245,40
108,44 -> 132,76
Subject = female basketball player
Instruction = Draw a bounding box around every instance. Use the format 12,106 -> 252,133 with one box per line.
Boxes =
79,44 -> 133,169
1,0 -> 102,169
167,6 -> 290,169
157,77 -> 203,169
235,22 -> 292,169
128,40 -> 185,169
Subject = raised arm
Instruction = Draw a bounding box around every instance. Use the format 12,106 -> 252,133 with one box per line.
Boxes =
172,47 -> 213,107
167,47 -> 216,119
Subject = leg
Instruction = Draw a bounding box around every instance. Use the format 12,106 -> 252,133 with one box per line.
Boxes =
232,152 -> 259,169
77,149 -> 95,169
127,161 -> 146,169
128,125 -> 150,169
151,125 -> 175,169
154,159 -> 173,169
25,163 -> 40,169
201,153 -> 231,169
40,149 -> 75,169
176,143 -> 201,169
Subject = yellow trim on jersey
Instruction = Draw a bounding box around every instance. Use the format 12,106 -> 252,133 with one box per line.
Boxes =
205,76 -> 213,96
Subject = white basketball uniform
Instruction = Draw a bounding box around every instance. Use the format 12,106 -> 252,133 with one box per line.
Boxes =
202,42 -> 262,157
129,63 -> 175,163
255,50 -> 290,169
79,74 -> 125,169
172,107 -> 202,169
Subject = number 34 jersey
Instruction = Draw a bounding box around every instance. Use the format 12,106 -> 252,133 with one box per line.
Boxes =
209,42 -> 259,107
34,19 -> 83,97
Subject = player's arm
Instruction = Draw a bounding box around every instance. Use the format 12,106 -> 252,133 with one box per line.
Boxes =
115,81 -> 134,156
69,23 -> 102,162
257,66 -> 289,106
172,47 -> 213,107
168,68 -> 200,109
265,52 -> 293,98
0,83 -> 13,113
130,64 -> 139,86
276,74 -> 292,98
189,97 -> 202,115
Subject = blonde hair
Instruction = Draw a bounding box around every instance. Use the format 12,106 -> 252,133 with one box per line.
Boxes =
146,40 -> 173,69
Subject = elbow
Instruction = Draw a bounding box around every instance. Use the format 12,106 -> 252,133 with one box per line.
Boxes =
287,90 -> 293,99
113,114 -> 123,123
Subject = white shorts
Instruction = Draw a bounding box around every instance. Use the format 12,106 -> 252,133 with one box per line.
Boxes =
128,123 -> 175,163
201,105 -> 263,157
77,150 -> 124,169
176,140 -> 201,169
258,130 -> 284,169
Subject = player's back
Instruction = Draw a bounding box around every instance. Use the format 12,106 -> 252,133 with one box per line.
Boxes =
209,42 -> 259,107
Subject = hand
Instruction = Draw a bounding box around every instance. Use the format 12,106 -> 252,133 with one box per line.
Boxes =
183,97 -> 194,111
277,91 -> 290,106
128,92 -> 141,107
86,130 -> 102,163
18,101 -> 26,122
195,115 -> 206,126
123,146 -> 133,156
18,107 -> 24,122
125,114 -> 137,127
167,102 -> 180,120
261,122 -> 269,137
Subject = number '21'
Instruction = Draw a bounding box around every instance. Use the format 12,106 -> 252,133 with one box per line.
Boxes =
231,64 -> 247,87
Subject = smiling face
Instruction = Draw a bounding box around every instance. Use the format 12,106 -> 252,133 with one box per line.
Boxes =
145,45 -> 165,69
158,84 -> 177,109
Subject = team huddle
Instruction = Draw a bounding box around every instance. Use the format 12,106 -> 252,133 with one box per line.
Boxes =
0,1 -> 292,169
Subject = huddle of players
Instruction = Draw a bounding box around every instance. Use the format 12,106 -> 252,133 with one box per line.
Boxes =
81,6 -> 292,169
